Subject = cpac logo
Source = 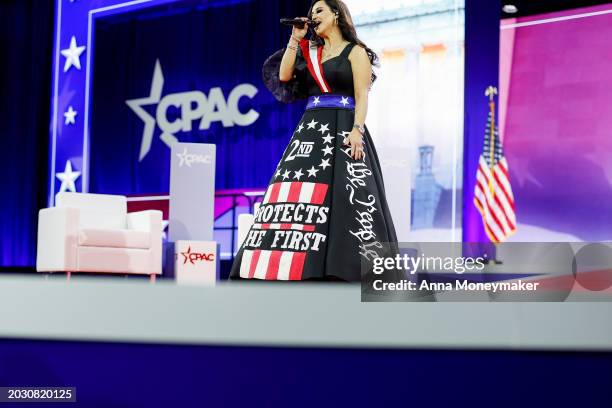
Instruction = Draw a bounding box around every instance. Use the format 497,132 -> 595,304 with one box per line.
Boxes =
126,59 -> 259,161
176,148 -> 212,168
180,246 -> 215,265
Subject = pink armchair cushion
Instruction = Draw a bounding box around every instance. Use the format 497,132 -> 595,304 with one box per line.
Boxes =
78,229 -> 151,250
56,192 -> 127,230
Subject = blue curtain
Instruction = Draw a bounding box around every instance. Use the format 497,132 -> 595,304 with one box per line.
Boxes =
0,0 -> 54,268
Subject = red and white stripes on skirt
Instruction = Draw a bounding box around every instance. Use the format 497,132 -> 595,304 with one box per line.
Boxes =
239,181 -> 329,280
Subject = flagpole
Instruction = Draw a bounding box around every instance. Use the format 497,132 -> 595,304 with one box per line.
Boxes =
485,86 -> 497,196
485,86 -> 502,264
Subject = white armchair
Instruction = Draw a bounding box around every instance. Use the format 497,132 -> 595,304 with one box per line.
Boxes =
36,192 -> 163,281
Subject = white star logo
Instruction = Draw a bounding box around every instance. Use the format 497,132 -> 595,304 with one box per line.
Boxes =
307,166 -> 319,178
60,36 -> 86,72
275,169 -> 282,178
306,119 -> 318,129
176,148 -> 190,167
126,59 -> 164,162
318,123 -> 330,134
282,169 -> 291,180
293,168 -> 304,180
56,160 -> 81,193
313,96 -> 320,106
64,106 -> 77,125
296,123 -> 304,133
322,133 -> 334,144
322,145 -> 334,156
319,158 -> 331,170
340,96 -> 349,106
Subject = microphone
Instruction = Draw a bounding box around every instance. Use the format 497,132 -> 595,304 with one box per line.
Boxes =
280,18 -> 319,29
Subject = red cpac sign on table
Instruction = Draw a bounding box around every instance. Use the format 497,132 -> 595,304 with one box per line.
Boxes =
175,240 -> 219,286
180,246 -> 215,264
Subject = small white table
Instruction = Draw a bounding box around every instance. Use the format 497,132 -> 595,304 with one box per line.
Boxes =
174,240 -> 219,286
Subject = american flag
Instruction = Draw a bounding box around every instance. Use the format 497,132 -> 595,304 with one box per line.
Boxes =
473,86 -> 516,243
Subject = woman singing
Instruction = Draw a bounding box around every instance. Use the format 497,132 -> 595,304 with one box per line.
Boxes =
230,0 -> 398,282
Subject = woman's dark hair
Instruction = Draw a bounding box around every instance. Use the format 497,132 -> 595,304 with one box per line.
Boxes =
308,0 -> 379,83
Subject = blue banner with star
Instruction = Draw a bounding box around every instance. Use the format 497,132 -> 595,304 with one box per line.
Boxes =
50,0 -> 308,200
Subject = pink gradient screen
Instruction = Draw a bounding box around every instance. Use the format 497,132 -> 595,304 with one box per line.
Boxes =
499,4 -> 612,241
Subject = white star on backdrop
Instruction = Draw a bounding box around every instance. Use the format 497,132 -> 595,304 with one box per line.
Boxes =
296,123 -> 304,133
322,134 -> 334,144
307,119 -> 318,129
293,168 -> 304,180
340,96 -> 349,106
56,160 -> 81,193
313,96 -> 320,106
322,145 -> 333,156
275,169 -> 282,178
318,123 -> 330,134
64,106 -> 77,125
55,77 -> 75,137
319,158 -> 331,170
282,169 -> 291,180
307,166 -> 319,178
126,59 -> 164,161
60,36 -> 86,72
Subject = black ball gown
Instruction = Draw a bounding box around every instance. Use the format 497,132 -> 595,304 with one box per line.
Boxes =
230,40 -> 398,282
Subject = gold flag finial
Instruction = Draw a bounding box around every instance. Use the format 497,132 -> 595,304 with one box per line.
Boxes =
485,86 -> 498,101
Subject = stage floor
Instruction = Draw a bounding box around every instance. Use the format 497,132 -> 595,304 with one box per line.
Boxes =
0,275 -> 610,351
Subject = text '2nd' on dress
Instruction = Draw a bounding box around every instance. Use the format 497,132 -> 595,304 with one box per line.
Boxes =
229,39 -> 398,282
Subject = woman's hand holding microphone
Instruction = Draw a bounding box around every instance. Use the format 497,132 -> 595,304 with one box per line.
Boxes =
289,17 -> 309,47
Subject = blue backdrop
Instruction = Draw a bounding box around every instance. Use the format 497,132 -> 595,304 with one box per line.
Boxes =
0,0 -> 53,268
90,0 -> 309,195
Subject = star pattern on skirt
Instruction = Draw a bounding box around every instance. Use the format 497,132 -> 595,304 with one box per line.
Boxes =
319,158 -> 331,170
282,169 -> 291,180
307,166 -> 319,178
322,133 -> 334,144
275,169 -> 282,178
296,123 -> 304,133
322,145 -> 333,156
307,119 -> 318,129
293,168 -> 304,180
318,123 -> 330,134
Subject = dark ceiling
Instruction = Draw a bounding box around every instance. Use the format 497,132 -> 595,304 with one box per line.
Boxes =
501,0 -> 612,18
